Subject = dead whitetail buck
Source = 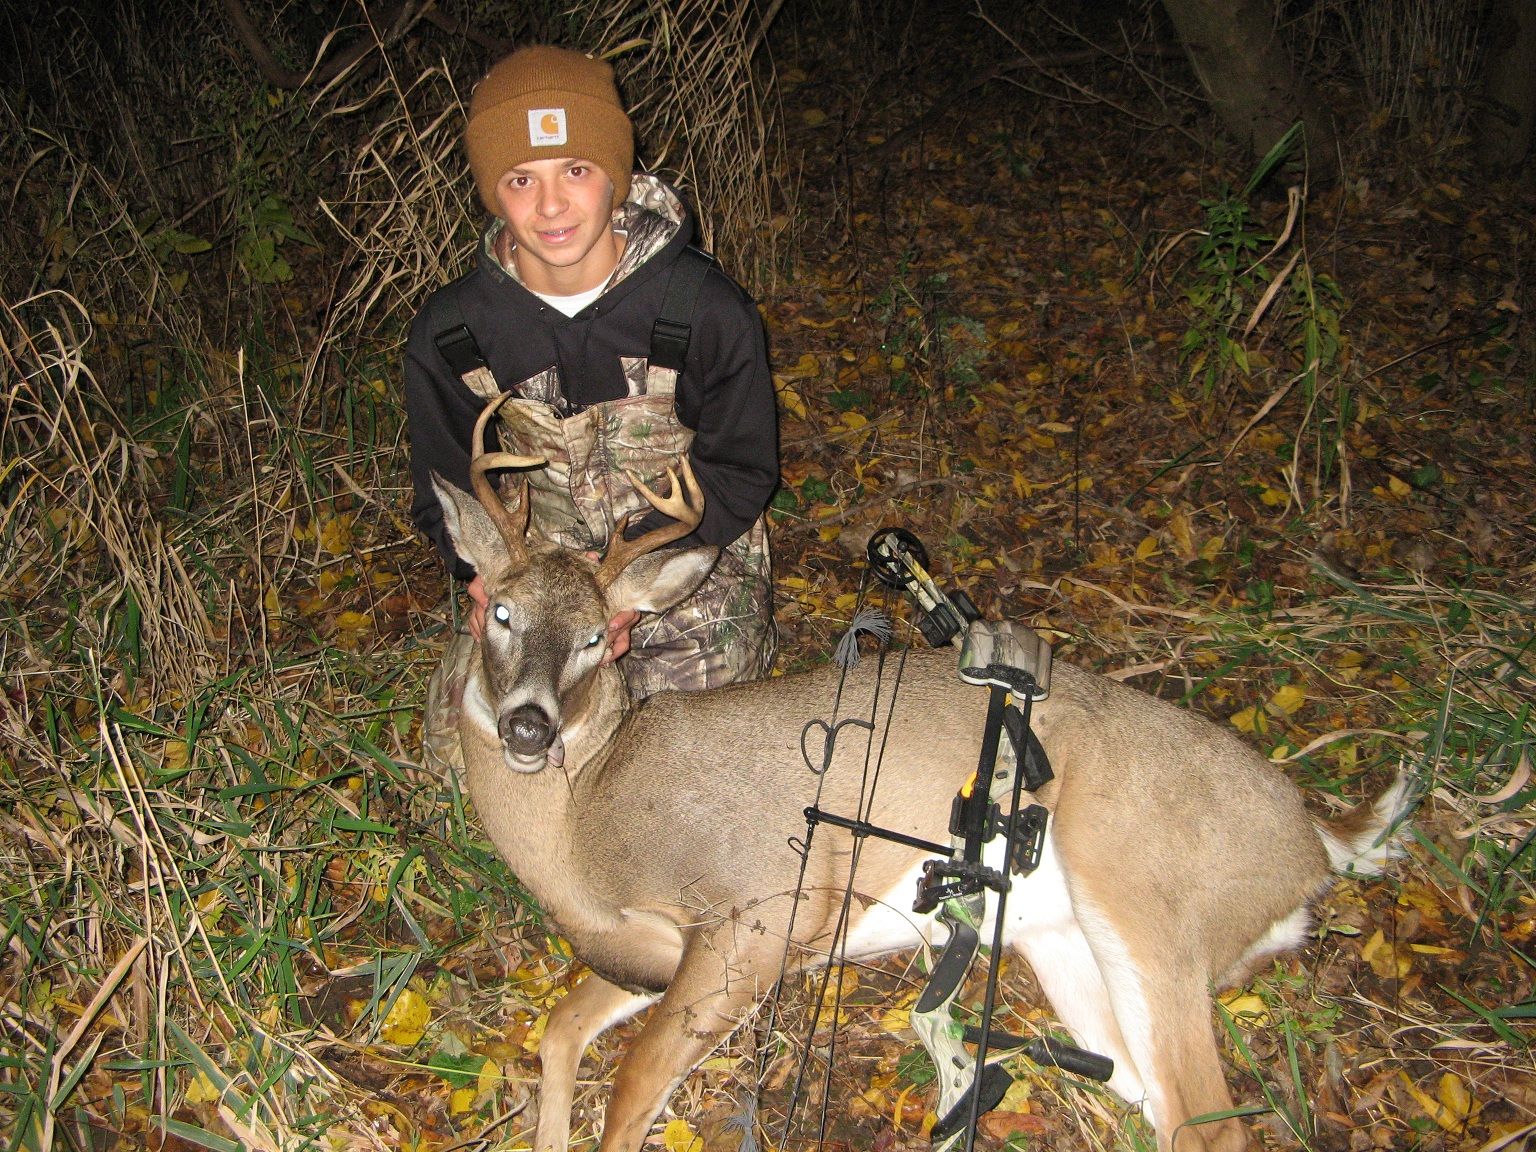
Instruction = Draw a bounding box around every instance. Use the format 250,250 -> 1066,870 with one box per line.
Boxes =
430,421 -> 1411,1152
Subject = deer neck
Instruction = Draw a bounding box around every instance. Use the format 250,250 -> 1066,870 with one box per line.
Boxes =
458,661 -> 632,897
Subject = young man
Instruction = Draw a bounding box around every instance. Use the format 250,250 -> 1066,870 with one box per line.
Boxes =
405,45 -> 777,733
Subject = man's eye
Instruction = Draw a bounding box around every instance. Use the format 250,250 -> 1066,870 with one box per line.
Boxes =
493,604 -> 511,625
567,165 -> 587,178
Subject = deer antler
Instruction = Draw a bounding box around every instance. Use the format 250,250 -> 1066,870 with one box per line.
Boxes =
469,394 -> 546,567
594,457 -> 706,590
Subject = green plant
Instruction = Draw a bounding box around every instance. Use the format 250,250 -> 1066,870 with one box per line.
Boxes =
1162,125 -> 1352,512
874,264 -> 990,398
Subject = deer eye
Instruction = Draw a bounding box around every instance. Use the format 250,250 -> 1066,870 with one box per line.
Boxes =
582,630 -> 604,649
493,604 -> 511,626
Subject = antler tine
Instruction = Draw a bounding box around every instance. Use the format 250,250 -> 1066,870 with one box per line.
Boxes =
468,394 -> 546,567
594,456 -> 705,591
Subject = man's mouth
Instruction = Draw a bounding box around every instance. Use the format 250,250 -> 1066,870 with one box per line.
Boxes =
539,226 -> 577,245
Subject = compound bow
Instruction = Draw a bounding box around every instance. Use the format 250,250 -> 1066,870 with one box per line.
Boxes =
775,528 -> 1112,1152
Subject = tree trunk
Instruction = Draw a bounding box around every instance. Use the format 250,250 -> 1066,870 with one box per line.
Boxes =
1476,0 -> 1536,170
1160,0 -> 1337,181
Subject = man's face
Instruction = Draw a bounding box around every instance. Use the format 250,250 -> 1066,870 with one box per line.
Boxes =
495,157 -> 619,295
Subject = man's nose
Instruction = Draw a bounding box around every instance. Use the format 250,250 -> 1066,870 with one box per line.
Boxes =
537,181 -> 567,216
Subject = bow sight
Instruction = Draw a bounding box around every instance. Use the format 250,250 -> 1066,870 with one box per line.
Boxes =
795,528 -> 1112,1152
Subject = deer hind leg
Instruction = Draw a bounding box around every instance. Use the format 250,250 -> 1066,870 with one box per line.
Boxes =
595,928 -> 770,1152
1070,900 -> 1250,1152
1004,836 -> 1147,1111
534,975 -> 658,1152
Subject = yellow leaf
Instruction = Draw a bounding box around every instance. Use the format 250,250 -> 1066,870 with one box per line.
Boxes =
1228,706 -> 1260,734
879,1006 -> 912,1033
1199,535 -> 1223,563
335,610 -> 372,632
801,108 -> 828,128
450,1086 -> 477,1115
1167,509 -> 1196,561
662,1118 -> 703,1151
523,1011 -> 548,1054
318,513 -> 355,555
841,411 -> 868,430
1218,990 -> 1270,1025
1134,535 -> 1160,561
775,382 -> 808,420
379,987 -> 430,1046
998,1077 -> 1033,1111
185,1070 -> 221,1105
783,352 -> 820,378
1398,1071 -> 1473,1133
263,585 -> 282,619
1362,928 -> 1412,979
1360,927 -> 1385,961
1387,475 -> 1412,498
1268,683 -> 1307,716
1038,421 -> 1073,434
1436,1071 -> 1474,1123
163,739 -> 190,774
195,888 -> 224,917
1259,486 -> 1288,507
477,1055 -> 499,1097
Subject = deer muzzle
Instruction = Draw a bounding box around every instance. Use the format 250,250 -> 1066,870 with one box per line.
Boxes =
499,703 -> 556,759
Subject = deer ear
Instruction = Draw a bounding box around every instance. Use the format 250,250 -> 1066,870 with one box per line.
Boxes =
431,472 -> 512,580
603,546 -> 719,616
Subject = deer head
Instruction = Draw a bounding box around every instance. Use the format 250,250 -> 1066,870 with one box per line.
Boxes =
430,397 -> 718,776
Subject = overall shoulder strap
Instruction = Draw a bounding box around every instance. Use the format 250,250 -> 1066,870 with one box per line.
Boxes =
649,246 -> 716,373
432,293 -> 488,377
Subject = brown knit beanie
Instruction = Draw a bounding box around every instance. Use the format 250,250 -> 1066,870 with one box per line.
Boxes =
465,46 -> 634,216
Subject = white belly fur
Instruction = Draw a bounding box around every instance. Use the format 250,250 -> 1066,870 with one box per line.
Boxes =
841,830 -> 1076,959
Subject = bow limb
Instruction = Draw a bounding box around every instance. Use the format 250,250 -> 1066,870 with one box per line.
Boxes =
911,890 -> 984,1149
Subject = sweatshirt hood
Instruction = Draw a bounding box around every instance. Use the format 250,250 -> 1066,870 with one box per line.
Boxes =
477,173 -> 697,294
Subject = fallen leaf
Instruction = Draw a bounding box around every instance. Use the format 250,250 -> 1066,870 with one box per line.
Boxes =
379,987 -> 430,1046
662,1117 -> 703,1151
1268,683 -> 1307,716
1219,989 -> 1270,1025
978,1111 -> 1050,1140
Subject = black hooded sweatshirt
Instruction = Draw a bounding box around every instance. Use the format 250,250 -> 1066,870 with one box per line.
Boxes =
403,181 -> 778,580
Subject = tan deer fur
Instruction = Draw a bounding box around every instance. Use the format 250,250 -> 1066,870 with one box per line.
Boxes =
430,466 -> 1410,1152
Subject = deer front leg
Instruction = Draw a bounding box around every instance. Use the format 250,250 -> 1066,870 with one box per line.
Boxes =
534,975 -> 658,1152
595,930 -> 767,1152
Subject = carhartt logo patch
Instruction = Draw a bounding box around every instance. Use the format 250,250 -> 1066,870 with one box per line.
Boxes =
529,108 -> 568,147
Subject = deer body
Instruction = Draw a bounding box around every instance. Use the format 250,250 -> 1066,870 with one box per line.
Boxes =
430,440 -> 1407,1152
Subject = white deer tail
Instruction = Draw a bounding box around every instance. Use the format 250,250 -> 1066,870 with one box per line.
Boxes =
1316,768 -> 1419,877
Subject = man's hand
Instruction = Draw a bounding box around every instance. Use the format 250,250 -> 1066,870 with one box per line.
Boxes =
601,608 -> 641,664
466,574 -> 489,641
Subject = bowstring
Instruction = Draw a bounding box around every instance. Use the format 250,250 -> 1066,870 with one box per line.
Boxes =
761,561 -> 921,1150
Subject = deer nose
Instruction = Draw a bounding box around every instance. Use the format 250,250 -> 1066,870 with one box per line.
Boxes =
499,704 -> 555,756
